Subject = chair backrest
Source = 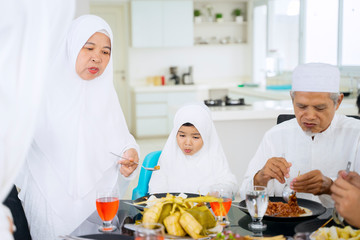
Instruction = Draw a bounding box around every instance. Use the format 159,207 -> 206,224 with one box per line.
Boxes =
132,150 -> 162,200
277,114 -> 360,124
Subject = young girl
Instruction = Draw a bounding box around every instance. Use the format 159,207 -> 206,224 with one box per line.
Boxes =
149,103 -> 238,195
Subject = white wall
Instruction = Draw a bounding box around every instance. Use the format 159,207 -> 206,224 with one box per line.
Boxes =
75,0 -> 90,17
128,44 -> 251,86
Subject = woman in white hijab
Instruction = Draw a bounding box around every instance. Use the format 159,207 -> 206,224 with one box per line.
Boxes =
148,103 -> 238,195
15,15 -> 139,240
1,1 -> 74,239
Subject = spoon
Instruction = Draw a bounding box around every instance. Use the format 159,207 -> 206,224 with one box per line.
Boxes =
332,161 -> 351,226
142,165 -> 160,171
282,180 -> 295,203
282,170 -> 300,203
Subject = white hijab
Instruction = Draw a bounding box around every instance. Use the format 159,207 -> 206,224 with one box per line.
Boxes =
0,1 -> 74,239
19,15 -> 138,225
149,103 -> 238,195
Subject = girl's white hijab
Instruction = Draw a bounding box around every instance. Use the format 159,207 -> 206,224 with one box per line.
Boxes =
157,103 -> 231,194
22,15 -> 137,224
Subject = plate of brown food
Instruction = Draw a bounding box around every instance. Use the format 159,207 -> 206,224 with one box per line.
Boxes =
238,196 -> 326,222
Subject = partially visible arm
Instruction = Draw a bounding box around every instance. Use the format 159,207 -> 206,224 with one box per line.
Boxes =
0,205 -> 15,240
331,176 -> 360,228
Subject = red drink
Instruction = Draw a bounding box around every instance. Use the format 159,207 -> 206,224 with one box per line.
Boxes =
96,197 -> 119,221
210,198 -> 232,216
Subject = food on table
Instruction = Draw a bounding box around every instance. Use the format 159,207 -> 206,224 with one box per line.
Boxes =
154,165 -> 160,170
313,226 -> 360,240
265,193 -> 310,217
135,193 -> 223,239
212,230 -> 286,240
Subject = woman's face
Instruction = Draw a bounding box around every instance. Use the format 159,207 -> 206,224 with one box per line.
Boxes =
176,125 -> 204,156
75,32 -> 111,80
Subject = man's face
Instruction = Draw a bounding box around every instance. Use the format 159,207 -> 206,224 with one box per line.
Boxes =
292,91 -> 343,133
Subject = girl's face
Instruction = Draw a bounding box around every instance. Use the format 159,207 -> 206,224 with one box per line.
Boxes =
75,32 -> 111,80
176,125 -> 204,156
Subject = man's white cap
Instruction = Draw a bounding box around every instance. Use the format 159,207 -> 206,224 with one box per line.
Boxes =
292,63 -> 340,93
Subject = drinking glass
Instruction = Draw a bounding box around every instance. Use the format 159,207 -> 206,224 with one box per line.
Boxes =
134,223 -> 165,240
96,189 -> 119,232
245,185 -> 268,231
209,184 -> 235,227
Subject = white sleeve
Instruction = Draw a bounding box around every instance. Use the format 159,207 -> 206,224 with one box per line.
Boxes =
211,152 -> 239,195
0,205 -> 15,240
148,165 -> 168,194
240,133 -> 275,199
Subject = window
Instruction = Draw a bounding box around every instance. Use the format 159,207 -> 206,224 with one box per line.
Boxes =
302,0 -> 360,72
303,0 -> 338,64
341,0 -> 360,66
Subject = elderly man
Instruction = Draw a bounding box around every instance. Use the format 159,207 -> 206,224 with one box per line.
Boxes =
240,63 -> 360,207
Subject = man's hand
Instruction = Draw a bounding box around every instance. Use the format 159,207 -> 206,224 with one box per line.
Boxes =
118,148 -> 139,177
290,170 -> 332,195
331,176 -> 360,228
254,157 -> 291,186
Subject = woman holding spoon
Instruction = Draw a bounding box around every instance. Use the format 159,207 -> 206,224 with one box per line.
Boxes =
15,15 -> 139,240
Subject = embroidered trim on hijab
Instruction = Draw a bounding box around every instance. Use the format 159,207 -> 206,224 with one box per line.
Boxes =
292,63 -> 340,93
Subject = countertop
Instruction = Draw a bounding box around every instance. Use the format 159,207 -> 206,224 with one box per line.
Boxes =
210,98 -> 359,121
131,81 -> 241,93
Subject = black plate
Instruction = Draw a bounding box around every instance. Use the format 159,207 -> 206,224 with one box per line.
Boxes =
133,193 -> 200,210
79,234 -> 133,240
238,197 -> 326,222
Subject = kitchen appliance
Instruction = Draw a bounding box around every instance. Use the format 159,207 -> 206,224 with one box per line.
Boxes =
182,66 -> 194,85
204,96 -> 246,107
204,99 -> 223,107
169,66 -> 180,85
225,96 -> 245,106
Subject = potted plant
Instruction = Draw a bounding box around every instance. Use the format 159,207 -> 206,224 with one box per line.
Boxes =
232,8 -> 243,23
215,13 -> 223,23
194,9 -> 202,23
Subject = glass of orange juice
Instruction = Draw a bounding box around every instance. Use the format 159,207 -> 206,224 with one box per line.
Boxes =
96,189 -> 119,232
209,184 -> 234,227
135,223 -> 165,240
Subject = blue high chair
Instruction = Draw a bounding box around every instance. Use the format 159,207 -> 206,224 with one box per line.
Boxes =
132,150 -> 162,200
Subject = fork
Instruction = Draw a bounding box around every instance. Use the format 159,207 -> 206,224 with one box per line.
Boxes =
110,152 -> 139,164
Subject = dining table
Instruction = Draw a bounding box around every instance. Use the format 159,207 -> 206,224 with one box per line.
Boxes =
70,199 -> 334,239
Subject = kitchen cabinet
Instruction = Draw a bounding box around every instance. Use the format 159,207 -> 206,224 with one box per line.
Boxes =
131,0 -> 193,48
193,0 -> 248,45
132,89 -> 198,138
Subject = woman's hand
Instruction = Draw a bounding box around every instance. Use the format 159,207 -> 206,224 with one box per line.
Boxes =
290,170 -> 333,195
331,176 -> 360,228
118,148 -> 139,177
254,157 -> 291,186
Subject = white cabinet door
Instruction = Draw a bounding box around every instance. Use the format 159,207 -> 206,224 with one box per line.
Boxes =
163,1 -> 193,47
131,1 -> 162,47
131,0 -> 193,48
